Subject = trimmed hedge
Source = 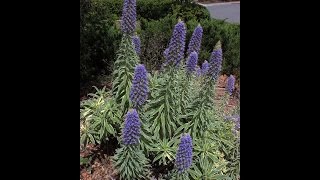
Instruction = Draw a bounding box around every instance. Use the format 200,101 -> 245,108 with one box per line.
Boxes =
80,0 -> 239,83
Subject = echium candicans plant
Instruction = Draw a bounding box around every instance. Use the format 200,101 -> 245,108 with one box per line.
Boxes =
112,0 -> 139,116
168,133 -> 193,179
186,51 -> 198,75
175,134 -> 193,173
129,64 -> 149,108
129,64 -> 153,153
113,109 -> 150,179
187,24 -> 203,56
162,20 -> 186,69
161,48 -> 170,70
208,41 -> 223,82
132,34 -> 141,55
176,24 -> 203,117
177,51 -> 198,115
226,75 -> 235,95
184,41 -> 224,138
145,19 -> 187,141
201,60 -> 209,75
121,0 -> 136,35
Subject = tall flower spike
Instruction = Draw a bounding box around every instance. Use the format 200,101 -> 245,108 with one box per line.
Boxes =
161,48 -> 170,68
186,51 -> 198,74
201,60 -> 209,75
121,0 -> 136,34
123,109 -> 141,145
166,20 -> 186,67
130,64 -> 149,107
208,41 -> 223,82
226,75 -> 235,95
132,34 -> 141,55
175,133 -> 193,173
187,24 -> 203,56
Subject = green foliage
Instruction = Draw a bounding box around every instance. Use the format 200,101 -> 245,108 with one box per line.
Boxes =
176,67 -> 191,116
113,145 -> 150,179
112,35 -> 140,116
171,3 -> 211,22
151,138 -> 178,165
225,139 -> 240,180
138,110 -> 154,154
189,156 -> 229,180
137,0 -> 174,20
80,0 -> 121,82
145,68 -> 179,140
167,169 -> 191,180
80,86 -> 121,147
184,80 -> 215,138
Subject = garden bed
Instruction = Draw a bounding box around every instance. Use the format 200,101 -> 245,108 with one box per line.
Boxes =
80,75 -> 239,180
80,1 -> 240,179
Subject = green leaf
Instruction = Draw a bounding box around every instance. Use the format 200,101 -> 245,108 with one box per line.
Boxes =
161,112 -> 166,139
153,153 -> 163,163
88,133 -> 95,144
105,123 -> 115,135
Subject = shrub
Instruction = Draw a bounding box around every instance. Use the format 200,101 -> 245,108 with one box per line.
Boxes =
80,0 -> 121,82
80,86 -> 121,147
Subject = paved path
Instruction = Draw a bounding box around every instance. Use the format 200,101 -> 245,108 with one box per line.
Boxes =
199,2 -> 240,24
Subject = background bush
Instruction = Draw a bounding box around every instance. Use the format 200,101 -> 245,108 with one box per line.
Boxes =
80,0 -> 239,85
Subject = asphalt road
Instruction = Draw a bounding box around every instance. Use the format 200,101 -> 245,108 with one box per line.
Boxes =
204,2 -> 240,24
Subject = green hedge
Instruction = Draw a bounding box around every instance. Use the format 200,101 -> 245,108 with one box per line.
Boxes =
80,0 -> 239,83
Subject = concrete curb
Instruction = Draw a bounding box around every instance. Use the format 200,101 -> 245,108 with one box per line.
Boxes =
197,1 -> 240,7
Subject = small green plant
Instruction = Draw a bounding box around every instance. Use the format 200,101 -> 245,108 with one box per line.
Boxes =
80,86 -> 121,147
151,138 -> 178,165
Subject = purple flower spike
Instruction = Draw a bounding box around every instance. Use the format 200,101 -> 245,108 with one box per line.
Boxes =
226,75 -> 235,95
123,109 -> 141,145
161,48 -> 170,69
121,0 -> 136,34
187,24 -> 203,56
130,64 -> 149,107
175,133 -> 193,173
186,51 -> 198,74
132,34 -> 141,55
166,20 -> 186,68
208,41 -> 223,82
201,60 -> 209,75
